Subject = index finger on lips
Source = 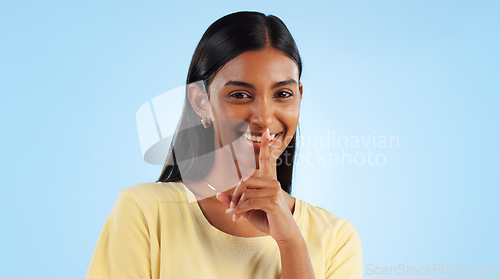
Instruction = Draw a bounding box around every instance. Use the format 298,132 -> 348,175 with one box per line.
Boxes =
259,128 -> 273,178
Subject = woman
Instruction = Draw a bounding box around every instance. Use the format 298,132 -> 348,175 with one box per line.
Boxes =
86,11 -> 362,279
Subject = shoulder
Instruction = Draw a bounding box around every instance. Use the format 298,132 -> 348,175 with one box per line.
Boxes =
298,199 -> 359,236
117,181 -> 188,214
297,199 -> 362,253
120,181 -> 185,199
297,200 -> 363,278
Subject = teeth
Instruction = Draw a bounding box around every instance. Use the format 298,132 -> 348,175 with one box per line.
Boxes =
242,133 -> 278,142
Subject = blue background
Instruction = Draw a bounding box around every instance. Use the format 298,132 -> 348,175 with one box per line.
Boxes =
1,0 -> 499,278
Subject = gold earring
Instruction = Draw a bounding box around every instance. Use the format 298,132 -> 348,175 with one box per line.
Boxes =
199,114 -> 212,128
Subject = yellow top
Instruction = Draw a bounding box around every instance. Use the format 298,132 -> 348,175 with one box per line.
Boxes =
85,182 -> 363,279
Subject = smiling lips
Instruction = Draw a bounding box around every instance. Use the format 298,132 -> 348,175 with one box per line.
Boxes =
241,132 -> 282,147
242,132 -> 277,142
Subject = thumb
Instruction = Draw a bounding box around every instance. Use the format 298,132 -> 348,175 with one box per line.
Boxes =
216,192 -> 232,208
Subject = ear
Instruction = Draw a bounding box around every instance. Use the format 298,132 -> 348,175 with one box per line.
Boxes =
187,82 -> 212,118
299,82 -> 303,98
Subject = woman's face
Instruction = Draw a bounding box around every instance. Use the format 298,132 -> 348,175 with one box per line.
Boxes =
207,46 -> 303,170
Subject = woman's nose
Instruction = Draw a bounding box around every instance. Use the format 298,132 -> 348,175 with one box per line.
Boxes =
249,98 -> 275,128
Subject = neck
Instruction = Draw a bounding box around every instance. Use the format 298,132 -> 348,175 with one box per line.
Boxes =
186,142 -> 253,200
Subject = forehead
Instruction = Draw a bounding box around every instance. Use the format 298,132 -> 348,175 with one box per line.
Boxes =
212,47 -> 299,86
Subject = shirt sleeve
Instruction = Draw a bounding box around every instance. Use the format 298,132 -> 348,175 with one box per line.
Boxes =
85,190 -> 152,279
324,220 -> 363,279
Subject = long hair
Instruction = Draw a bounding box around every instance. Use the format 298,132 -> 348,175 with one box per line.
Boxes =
157,11 -> 302,194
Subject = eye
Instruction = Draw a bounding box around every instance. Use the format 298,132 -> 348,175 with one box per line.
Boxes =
228,91 -> 251,99
275,90 -> 293,98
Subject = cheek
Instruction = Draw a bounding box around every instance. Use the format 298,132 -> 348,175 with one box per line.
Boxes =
210,101 -> 243,118
280,105 -> 300,127
279,105 -> 300,145
209,102 -> 249,145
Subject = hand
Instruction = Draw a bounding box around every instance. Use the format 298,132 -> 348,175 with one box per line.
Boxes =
217,129 -> 301,243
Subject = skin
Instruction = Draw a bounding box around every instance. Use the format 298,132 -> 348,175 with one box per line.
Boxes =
188,46 -> 315,278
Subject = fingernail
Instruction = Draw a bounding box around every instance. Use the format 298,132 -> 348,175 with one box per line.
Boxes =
230,201 -> 235,209
232,214 -> 236,222
216,193 -> 221,201
226,208 -> 233,213
266,128 -> 270,137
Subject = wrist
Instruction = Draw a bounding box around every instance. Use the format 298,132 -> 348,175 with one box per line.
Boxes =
276,233 -> 306,250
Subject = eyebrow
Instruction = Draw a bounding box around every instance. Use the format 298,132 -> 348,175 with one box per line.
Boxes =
223,79 -> 297,89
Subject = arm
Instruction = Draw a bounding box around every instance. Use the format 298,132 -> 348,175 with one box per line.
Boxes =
278,235 -> 316,279
85,190 -> 151,279
222,129 -> 316,278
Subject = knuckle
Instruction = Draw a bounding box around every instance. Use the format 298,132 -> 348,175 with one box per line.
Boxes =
273,188 -> 281,196
270,197 -> 279,206
272,180 -> 281,189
